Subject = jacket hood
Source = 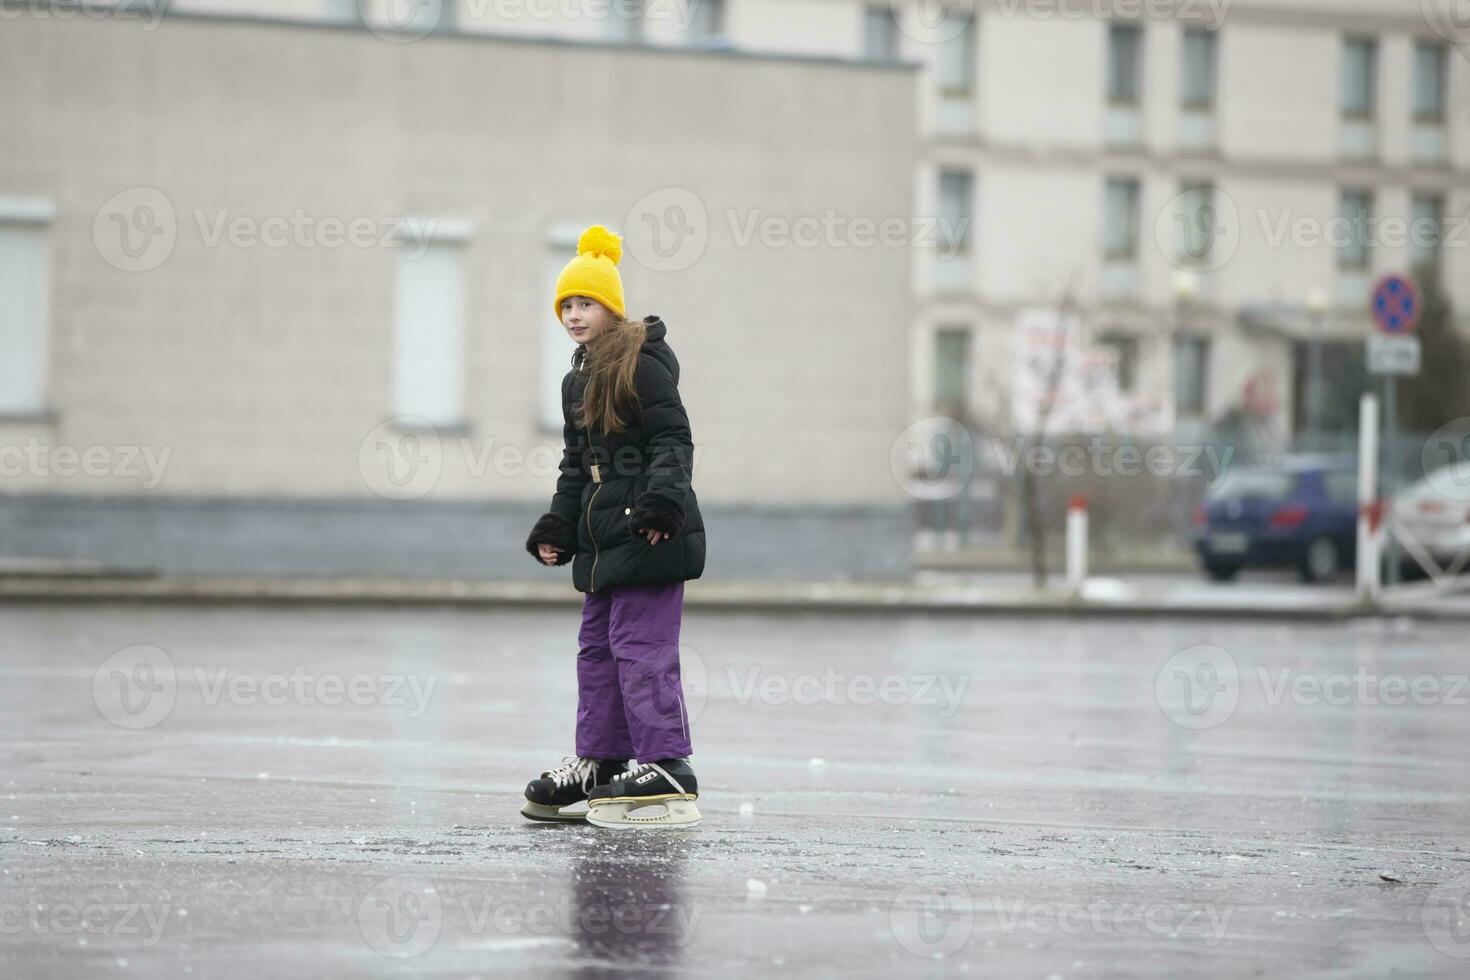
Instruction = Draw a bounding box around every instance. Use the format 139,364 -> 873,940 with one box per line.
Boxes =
639,315 -> 677,381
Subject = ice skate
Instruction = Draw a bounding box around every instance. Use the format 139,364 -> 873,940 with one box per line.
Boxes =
586,758 -> 702,829
521,755 -> 627,822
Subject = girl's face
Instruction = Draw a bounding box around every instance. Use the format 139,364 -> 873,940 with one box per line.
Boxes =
560,296 -> 613,344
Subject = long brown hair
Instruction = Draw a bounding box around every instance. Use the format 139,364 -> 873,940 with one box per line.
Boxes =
573,314 -> 646,436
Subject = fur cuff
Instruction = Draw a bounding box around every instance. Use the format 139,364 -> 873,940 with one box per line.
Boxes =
628,492 -> 686,537
526,513 -> 577,564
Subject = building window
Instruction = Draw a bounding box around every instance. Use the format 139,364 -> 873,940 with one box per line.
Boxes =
1337,189 -> 1372,272
937,170 -> 973,255
1106,23 -> 1143,144
0,216 -> 50,415
393,224 -> 468,426
1180,27 -> 1217,109
1098,331 -> 1139,393
1102,177 -> 1141,261
934,15 -> 975,97
1107,23 -> 1142,106
933,327 -> 971,412
374,0 -> 454,35
1410,193 -> 1443,275
1413,41 -> 1447,122
1340,36 -> 1376,119
686,0 -> 724,45
1174,180 -> 1217,267
604,0 -> 643,42
1174,335 -> 1210,417
863,4 -> 900,63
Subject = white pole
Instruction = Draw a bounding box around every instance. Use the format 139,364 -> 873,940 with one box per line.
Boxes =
1356,392 -> 1379,603
1066,493 -> 1088,591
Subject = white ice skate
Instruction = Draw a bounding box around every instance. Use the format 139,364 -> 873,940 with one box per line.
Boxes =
586,759 -> 702,830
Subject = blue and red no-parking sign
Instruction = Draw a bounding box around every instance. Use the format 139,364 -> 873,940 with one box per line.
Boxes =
1371,275 -> 1420,334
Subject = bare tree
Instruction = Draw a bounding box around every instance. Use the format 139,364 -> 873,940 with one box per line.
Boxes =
1017,292 -> 1079,588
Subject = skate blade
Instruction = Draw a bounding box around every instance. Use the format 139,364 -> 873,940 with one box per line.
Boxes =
521,800 -> 590,822
586,795 -> 702,830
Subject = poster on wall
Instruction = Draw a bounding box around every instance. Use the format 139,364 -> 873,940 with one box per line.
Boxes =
1010,309 -> 1173,437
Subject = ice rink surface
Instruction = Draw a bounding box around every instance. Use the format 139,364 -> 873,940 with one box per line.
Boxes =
4,601 -> 1469,977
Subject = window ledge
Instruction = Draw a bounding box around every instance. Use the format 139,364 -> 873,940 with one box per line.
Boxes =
0,410 -> 60,425
0,198 -> 57,224
390,417 -> 472,437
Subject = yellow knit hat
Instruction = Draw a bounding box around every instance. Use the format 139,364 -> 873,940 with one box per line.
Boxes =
553,225 -> 626,321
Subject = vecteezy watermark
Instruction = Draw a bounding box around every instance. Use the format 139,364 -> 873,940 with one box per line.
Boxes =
1422,872 -> 1470,959
1154,186 -> 1469,271
0,898 -> 172,947
990,0 -> 1229,30
725,209 -> 970,259
888,0 -> 1233,38
984,437 -> 1233,481
91,187 -> 442,273
1154,186 -> 1470,271
358,418 -> 447,501
726,667 -> 970,719
888,417 -> 1234,502
0,0 -> 168,30
92,645 -> 440,730
617,644 -> 709,733
1422,418 -> 1470,499
1155,644 -> 1240,730
1154,185 -> 1242,272
1256,209 -> 1464,254
621,190 -> 970,272
0,439 -> 171,488
92,187 -> 177,273
1156,645 -> 1470,730
890,883 -> 974,958
192,210 -> 436,257
890,417 -> 975,502
356,876 -> 703,958
623,187 -> 710,274
93,645 -> 177,730
358,876 -> 441,958
356,417 -> 708,501
359,0 -> 452,43
1423,0 -> 1470,46
988,895 -> 1234,944
362,0 -> 698,43
1254,667 -> 1470,708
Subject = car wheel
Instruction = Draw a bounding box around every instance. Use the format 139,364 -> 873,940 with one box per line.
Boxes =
1204,562 -> 1241,582
1299,536 -> 1340,583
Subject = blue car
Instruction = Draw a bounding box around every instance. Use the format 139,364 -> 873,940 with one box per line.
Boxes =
1193,456 -> 1360,583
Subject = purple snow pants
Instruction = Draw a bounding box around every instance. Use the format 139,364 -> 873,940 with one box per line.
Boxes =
575,580 -> 693,762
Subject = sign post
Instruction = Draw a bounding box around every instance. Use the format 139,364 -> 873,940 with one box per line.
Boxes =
1368,275 -> 1422,586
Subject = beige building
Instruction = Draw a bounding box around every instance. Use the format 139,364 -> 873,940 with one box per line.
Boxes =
0,6 -> 919,579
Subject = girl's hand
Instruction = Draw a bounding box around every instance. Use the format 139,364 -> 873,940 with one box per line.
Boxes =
537,543 -> 563,565
637,528 -> 669,546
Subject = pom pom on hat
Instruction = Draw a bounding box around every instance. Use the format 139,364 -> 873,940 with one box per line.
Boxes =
578,225 -> 623,265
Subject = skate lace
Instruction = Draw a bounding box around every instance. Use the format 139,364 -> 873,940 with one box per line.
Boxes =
611,761 -> 687,795
545,756 -> 599,792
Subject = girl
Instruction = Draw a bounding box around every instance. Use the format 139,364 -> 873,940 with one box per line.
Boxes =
521,225 -> 706,830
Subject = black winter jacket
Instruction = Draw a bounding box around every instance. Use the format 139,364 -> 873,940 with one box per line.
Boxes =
524,316 -> 706,593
